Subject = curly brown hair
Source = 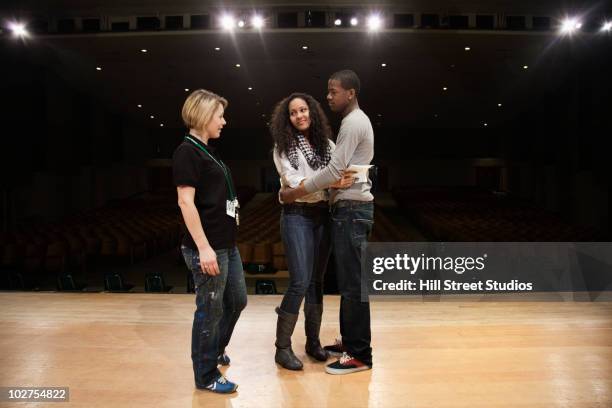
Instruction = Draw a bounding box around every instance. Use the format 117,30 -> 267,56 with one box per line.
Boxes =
269,92 -> 332,160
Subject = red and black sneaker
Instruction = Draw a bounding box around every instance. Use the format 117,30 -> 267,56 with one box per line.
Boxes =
323,338 -> 346,357
325,352 -> 371,375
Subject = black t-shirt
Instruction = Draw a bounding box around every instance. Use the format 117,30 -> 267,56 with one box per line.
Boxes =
172,138 -> 237,250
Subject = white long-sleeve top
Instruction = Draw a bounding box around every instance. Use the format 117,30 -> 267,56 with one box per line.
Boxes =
273,140 -> 336,203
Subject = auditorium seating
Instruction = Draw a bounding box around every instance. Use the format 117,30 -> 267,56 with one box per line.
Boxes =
392,186 -> 605,241
0,188 -> 257,291
0,205 -> 181,289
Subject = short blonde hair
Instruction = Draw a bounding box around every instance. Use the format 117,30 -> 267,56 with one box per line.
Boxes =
181,89 -> 228,131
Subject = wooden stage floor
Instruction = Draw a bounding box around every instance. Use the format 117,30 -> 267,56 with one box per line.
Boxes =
1,292 -> 611,407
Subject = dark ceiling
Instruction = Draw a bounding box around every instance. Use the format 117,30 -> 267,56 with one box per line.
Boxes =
2,27 -> 611,130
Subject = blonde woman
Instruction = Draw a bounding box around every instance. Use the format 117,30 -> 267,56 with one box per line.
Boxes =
173,89 -> 246,393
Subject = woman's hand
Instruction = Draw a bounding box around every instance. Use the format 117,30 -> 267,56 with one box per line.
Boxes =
330,170 -> 357,189
198,245 -> 220,276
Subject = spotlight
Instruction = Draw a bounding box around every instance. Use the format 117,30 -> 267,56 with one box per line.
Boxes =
442,87 -> 448,91
185,88 -> 190,92
251,15 -> 264,29
150,115 -> 155,119
560,18 -> 582,34
497,103 -> 503,107
214,47 -> 221,51
248,87 -> 253,91
464,46 -> 471,51
220,14 -> 236,30
140,49 -> 148,53
602,22 -> 612,32
523,65 -> 529,70
160,123 -> 164,127
334,19 -> 342,26
9,22 -> 28,38
137,104 -> 142,108
96,67 -> 102,71
380,63 -> 387,67
235,63 -> 241,67
237,20 -> 245,28
483,122 -> 488,127
367,15 -> 382,31
302,45 -> 308,50
350,17 -> 359,26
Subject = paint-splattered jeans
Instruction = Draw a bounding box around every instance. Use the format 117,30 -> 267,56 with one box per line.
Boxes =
181,245 -> 247,387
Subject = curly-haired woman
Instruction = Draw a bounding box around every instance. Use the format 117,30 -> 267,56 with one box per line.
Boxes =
270,92 -> 353,370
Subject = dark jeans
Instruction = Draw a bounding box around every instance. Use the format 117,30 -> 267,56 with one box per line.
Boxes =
331,200 -> 374,366
279,205 -> 331,314
181,245 -> 247,387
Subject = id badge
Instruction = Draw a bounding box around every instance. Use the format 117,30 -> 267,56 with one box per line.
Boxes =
226,200 -> 236,218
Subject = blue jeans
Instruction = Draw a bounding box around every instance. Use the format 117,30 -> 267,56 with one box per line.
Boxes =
331,201 -> 374,366
181,245 -> 247,387
280,206 -> 331,314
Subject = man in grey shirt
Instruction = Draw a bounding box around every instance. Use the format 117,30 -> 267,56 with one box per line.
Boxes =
280,70 -> 374,375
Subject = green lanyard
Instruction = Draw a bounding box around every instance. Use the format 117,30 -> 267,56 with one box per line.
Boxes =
184,135 -> 237,201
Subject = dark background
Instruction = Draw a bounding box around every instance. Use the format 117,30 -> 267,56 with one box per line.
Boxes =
1,0 -> 610,240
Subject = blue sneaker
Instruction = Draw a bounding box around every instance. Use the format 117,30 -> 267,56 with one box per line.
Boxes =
217,352 -> 231,366
203,375 -> 238,394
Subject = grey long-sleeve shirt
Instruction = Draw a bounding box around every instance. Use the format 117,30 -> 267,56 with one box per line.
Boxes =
304,108 -> 374,204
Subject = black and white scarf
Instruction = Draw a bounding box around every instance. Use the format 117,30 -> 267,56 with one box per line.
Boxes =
287,134 -> 332,171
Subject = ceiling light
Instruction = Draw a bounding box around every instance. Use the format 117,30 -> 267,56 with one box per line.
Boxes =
560,17 -> 582,34
8,22 -> 28,38
251,15 -> 264,29
367,15 -> 382,31
220,14 -> 236,30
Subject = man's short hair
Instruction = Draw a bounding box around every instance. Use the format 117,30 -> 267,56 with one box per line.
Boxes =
329,69 -> 361,96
